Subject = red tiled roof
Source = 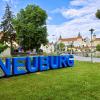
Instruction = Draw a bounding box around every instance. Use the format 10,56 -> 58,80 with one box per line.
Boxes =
59,36 -> 82,42
95,38 -> 100,41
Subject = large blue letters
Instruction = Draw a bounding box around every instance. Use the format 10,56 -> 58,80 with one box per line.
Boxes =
49,56 -> 59,69
12,57 -> 27,75
0,58 -> 11,76
39,56 -> 50,71
26,56 -> 38,73
0,55 -> 74,78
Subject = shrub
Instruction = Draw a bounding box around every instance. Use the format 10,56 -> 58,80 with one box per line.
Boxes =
96,44 -> 100,51
0,43 -> 8,53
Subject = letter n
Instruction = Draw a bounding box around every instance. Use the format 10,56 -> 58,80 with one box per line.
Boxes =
0,58 -> 12,77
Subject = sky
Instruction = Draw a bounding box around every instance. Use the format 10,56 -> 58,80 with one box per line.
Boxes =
0,0 -> 100,42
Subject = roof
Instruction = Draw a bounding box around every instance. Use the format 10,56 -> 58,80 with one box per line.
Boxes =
95,38 -> 100,41
48,42 -> 54,45
59,36 -> 82,42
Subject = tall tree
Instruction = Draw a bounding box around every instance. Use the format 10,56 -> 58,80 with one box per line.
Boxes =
96,9 -> 100,19
13,4 -> 48,51
0,4 -> 15,43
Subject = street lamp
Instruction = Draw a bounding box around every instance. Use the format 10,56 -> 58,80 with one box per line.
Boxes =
89,28 -> 95,62
71,41 -> 74,54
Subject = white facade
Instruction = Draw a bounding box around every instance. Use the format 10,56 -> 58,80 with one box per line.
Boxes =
40,43 -> 54,54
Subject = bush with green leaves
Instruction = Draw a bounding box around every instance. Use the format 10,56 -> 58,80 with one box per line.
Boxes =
96,44 -> 100,51
0,43 -> 8,53
57,43 -> 65,52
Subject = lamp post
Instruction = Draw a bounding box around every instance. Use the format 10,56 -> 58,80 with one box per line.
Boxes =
89,28 -> 95,62
71,41 -> 74,54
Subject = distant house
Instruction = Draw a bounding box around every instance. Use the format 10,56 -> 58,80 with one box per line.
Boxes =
58,33 -> 100,53
40,42 -> 54,54
58,33 -> 88,51
93,34 -> 100,46
58,33 -> 84,47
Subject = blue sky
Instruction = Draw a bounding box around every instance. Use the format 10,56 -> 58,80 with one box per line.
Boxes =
0,0 -> 71,24
0,0 -> 100,42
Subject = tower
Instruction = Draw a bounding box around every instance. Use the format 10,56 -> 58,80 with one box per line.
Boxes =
78,32 -> 82,38
93,34 -> 96,40
59,35 -> 62,39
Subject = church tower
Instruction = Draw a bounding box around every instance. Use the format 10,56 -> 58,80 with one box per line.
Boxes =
78,32 -> 82,38
93,34 -> 96,40
59,35 -> 62,40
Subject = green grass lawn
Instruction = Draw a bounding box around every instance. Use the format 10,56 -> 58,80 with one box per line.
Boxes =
0,61 -> 100,100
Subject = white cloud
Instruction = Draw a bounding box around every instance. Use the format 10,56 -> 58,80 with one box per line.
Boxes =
3,0 -> 10,1
62,9 -> 81,18
48,0 -> 100,42
48,16 -> 52,20
70,0 -> 89,6
47,16 -> 53,24
60,0 -> 100,19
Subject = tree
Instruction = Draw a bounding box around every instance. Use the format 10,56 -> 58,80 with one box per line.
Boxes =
96,44 -> 100,51
0,4 -> 15,43
96,10 -> 100,19
57,42 -> 65,52
13,4 -> 48,51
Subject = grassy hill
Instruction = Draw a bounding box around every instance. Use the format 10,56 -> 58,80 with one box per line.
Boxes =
0,61 -> 100,100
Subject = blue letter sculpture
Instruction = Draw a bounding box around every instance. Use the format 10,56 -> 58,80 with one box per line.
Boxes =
0,55 -> 74,78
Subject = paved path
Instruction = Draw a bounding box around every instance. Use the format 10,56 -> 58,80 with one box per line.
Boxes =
74,55 -> 100,63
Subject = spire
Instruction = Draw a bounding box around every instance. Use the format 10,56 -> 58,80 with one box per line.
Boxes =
59,35 -> 62,39
78,32 -> 81,37
78,32 -> 82,38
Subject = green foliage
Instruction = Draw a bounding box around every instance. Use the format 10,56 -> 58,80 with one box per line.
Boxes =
0,4 -> 15,43
57,42 -> 65,52
96,44 -> 100,51
0,43 -> 8,53
96,9 -> 100,19
13,4 -> 48,51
